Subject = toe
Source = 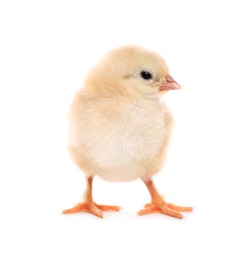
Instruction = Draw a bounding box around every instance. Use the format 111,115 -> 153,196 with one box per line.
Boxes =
63,203 -> 88,214
166,203 -> 193,212
94,204 -> 122,212
90,206 -> 104,218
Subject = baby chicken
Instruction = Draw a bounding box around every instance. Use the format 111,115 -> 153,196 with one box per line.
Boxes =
63,45 -> 192,219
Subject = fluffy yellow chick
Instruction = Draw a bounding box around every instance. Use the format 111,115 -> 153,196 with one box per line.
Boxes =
63,45 -> 193,218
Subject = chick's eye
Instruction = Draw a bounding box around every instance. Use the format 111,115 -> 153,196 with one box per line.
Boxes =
140,70 -> 153,80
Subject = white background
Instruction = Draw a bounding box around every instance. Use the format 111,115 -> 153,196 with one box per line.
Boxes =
0,0 -> 248,259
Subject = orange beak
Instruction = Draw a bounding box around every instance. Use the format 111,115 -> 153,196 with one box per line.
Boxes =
159,74 -> 181,91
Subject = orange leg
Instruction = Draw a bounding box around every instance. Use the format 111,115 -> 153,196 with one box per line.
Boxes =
138,179 -> 193,219
63,177 -> 121,218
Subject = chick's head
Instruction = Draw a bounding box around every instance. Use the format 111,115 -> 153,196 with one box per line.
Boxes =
85,45 -> 180,98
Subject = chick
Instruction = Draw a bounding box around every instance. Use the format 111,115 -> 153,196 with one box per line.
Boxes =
63,46 -> 193,218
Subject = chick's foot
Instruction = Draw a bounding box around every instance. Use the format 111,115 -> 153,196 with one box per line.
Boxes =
63,202 -> 121,218
139,179 -> 193,219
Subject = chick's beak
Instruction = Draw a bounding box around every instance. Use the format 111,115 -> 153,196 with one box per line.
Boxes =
159,74 -> 181,91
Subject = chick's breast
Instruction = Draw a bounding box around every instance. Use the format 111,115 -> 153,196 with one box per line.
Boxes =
68,95 -> 173,182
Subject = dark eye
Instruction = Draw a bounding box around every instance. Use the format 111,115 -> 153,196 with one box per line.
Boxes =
140,70 -> 153,80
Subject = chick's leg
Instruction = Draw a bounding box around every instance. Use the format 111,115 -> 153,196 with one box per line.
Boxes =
63,177 -> 121,218
138,179 -> 193,219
